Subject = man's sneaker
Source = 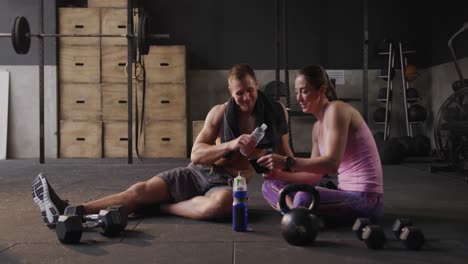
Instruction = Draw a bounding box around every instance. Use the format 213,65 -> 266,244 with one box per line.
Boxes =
32,173 -> 69,228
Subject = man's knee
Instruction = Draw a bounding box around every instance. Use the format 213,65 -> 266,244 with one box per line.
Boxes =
199,190 -> 233,220
126,176 -> 170,204
126,182 -> 147,201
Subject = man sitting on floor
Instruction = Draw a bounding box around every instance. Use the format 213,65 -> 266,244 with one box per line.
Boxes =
32,63 -> 292,227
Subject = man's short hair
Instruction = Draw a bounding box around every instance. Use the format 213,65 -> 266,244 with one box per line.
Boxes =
228,64 -> 257,84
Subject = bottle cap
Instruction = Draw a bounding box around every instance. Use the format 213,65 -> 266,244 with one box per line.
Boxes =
234,171 -> 247,191
260,123 -> 267,130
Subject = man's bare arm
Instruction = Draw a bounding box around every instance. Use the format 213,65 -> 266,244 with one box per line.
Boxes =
191,104 -> 232,165
191,104 -> 254,165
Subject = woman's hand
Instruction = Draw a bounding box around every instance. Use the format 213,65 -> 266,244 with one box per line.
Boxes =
262,169 -> 283,180
257,154 -> 285,170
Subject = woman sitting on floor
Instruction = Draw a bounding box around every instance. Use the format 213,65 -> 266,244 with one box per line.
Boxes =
257,65 -> 384,224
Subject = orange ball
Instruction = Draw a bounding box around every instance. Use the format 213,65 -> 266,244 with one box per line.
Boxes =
405,64 -> 417,81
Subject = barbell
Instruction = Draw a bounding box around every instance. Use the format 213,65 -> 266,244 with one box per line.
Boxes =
0,16 -> 169,55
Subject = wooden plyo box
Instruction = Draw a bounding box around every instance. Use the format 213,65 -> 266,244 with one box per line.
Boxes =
102,83 -> 142,121
101,8 -> 130,46
144,120 -> 187,158
59,8 -> 101,46
59,46 -> 101,83
60,83 -> 101,120
144,83 -> 186,121
60,120 -> 102,158
103,121 -> 142,158
145,46 -> 186,84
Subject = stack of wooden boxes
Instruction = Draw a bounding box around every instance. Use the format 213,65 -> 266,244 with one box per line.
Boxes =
58,0 -> 187,158
58,6 -> 102,158
143,46 -> 187,158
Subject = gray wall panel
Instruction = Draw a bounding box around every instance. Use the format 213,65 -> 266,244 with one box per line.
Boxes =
2,66 -> 57,159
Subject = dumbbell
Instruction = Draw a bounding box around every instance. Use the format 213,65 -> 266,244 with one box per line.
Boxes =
392,218 -> 425,250
56,205 -> 128,244
64,205 -> 128,225
352,218 -> 386,250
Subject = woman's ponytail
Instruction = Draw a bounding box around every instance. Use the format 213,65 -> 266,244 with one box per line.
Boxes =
323,70 -> 338,101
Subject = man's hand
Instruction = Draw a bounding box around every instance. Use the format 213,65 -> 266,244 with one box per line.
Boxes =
257,153 -> 286,170
231,134 -> 256,156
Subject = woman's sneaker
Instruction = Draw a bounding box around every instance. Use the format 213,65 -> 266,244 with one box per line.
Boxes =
32,173 -> 69,228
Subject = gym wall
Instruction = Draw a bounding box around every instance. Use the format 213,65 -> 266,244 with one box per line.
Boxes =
143,0 -> 468,153
1,0 -> 467,158
144,0 -> 364,70
429,1 -> 468,66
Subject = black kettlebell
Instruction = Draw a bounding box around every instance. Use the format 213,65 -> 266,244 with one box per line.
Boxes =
278,184 -> 321,246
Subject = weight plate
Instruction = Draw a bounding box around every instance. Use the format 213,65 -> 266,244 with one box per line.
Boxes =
12,16 -> 31,54
138,15 -> 151,55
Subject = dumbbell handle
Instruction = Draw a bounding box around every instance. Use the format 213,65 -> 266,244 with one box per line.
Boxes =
83,214 -> 100,222
83,220 -> 105,230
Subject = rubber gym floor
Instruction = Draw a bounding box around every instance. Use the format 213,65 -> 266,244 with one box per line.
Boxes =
0,158 -> 467,264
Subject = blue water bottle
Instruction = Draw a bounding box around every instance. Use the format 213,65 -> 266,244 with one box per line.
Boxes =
232,171 -> 248,232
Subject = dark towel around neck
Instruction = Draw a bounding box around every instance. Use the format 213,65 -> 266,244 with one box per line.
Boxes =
220,90 -> 288,153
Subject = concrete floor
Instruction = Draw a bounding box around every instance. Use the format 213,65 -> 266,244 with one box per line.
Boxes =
0,158 -> 467,264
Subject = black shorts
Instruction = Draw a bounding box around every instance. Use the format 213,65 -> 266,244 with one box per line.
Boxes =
157,163 -> 233,202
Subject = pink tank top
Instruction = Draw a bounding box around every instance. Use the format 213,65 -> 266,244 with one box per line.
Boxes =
318,104 -> 383,194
